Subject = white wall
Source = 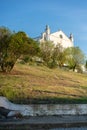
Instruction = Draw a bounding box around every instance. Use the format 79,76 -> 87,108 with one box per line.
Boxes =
50,31 -> 73,48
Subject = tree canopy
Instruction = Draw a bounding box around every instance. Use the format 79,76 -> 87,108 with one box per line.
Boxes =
65,47 -> 85,71
0,26 -> 85,73
0,27 -> 39,72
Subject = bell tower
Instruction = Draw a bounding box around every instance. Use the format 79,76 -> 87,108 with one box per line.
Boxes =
45,25 -> 50,40
69,33 -> 74,43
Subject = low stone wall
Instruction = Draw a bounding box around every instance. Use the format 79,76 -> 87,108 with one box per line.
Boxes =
0,96 -> 87,116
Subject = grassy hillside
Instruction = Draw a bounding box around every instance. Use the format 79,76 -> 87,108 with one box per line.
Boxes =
0,63 -> 87,104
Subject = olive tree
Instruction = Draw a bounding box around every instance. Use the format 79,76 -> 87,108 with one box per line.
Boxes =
40,41 -> 54,67
40,42 -> 67,68
65,47 -> 85,71
52,43 -> 66,68
0,27 -> 39,72
85,60 -> 87,70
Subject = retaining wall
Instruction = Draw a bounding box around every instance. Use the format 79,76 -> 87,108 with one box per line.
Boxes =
0,96 -> 87,116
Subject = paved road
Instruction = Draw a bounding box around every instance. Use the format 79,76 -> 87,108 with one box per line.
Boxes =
0,115 -> 87,124
0,115 -> 87,130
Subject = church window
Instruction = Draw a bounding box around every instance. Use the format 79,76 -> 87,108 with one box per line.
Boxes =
59,34 -> 63,39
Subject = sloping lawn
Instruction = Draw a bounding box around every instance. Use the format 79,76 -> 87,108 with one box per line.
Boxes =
0,63 -> 87,104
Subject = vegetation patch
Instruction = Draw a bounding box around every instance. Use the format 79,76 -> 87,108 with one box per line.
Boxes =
0,63 -> 87,104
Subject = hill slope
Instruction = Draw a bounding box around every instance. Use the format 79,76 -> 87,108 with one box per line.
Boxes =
0,63 -> 87,104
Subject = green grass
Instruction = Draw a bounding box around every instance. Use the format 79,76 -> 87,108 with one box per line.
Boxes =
0,63 -> 87,104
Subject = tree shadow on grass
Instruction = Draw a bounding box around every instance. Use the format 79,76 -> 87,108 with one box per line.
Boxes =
9,96 -> 87,104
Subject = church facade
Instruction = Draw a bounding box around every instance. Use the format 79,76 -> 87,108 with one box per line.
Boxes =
35,25 -> 74,48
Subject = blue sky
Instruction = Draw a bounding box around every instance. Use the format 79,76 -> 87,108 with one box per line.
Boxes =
0,0 -> 87,56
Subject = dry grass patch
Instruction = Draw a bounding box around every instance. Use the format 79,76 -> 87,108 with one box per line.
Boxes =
0,63 -> 87,104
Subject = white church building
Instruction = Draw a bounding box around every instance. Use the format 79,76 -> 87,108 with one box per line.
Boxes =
35,25 -> 74,48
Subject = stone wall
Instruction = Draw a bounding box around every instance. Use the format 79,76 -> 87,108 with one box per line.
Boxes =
0,96 -> 87,116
